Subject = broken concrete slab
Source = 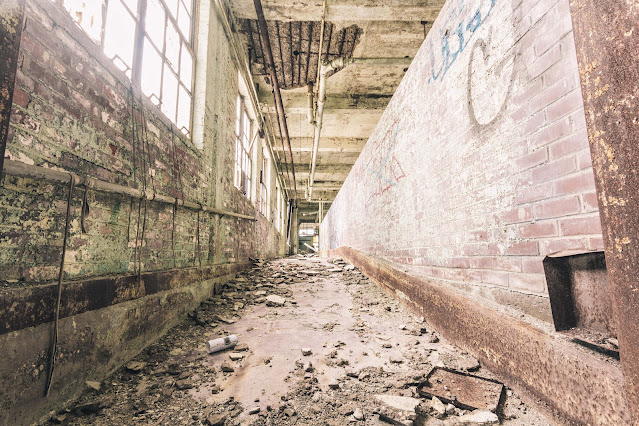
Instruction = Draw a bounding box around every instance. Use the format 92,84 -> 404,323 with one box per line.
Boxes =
125,361 -> 147,372
374,395 -> 420,412
229,352 -> 245,361
418,367 -> 504,412
221,362 -> 235,372
266,295 -> 286,306
353,407 -> 364,420
205,413 -> 228,425
457,410 -> 500,424
85,381 -> 101,391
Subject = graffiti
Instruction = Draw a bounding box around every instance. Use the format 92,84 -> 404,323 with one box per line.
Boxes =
467,30 -> 517,127
364,119 -> 406,204
467,0 -> 518,127
428,0 -> 497,84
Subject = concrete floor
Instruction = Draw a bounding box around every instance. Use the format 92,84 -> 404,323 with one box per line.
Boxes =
49,257 -> 552,425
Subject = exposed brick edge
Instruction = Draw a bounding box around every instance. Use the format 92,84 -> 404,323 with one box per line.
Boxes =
325,246 -> 629,425
0,262 -> 251,335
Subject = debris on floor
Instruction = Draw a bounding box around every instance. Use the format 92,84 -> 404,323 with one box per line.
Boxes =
46,257 -> 551,425
417,367 -> 504,413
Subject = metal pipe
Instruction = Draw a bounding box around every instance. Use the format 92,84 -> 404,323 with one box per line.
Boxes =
313,0 -> 328,107
253,0 -> 298,201
349,57 -> 413,66
2,160 -> 257,221
306,83 -> 315,125
308,56 -> 413,199
308,57 -> 345,199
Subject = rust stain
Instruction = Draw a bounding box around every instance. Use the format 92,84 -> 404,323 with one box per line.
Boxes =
562,0 -> 639,417
327,246 -> 630,425
0,261 -> 251,335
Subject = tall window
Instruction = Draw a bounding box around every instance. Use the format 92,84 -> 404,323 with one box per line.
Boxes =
234,96 -> 252,197
50,0 -> 195,137
259,149 -> 270,219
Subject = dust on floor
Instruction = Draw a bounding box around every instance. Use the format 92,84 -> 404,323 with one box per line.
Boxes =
46,256 -> 553,425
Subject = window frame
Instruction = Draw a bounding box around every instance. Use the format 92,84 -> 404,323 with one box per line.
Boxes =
50,0 -> 196,138
259,147 -> 270,219
234,95 -> 253,197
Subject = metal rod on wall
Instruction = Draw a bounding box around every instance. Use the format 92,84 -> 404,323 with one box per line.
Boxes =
2,160 -> 257,221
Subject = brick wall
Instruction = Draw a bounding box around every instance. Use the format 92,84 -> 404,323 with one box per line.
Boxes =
321,0 -> 601,316
1,0 -> 284,285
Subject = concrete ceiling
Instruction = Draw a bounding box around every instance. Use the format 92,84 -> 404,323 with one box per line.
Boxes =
231,0 -> 445,221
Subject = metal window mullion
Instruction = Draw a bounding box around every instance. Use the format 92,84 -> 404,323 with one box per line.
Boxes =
186,0 -> 195,46
157,11 -> 170,110
132,0 -> 147,86
100,0 -> 110,50
174,31 -> 184,124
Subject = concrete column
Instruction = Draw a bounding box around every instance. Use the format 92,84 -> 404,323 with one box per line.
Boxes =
0,0 -> 26,177
568,0 -> 639,416
290,205 -> 299,255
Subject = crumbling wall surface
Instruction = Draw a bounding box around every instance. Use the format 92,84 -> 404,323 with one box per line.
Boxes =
0,0 -> 283,423
321,0 -> 601,320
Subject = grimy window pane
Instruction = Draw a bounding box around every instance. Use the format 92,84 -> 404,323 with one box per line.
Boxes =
141,38 -> 163,104
104,0 -> 137,75
145,0 -> 166,49
162,63 -> 178,121
164,0 -> 179,18
63,0 -> 104,42
177,84 -> 191,134
165,19 -> 180,71
180,41 -> 193,89
177,1 -> 191,41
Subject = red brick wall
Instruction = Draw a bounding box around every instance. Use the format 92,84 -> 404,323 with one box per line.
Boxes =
321,0 -> 601,305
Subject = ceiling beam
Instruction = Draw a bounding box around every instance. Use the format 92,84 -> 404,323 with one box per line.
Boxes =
259,91 -> 393,110
272,137 -> 367,152
230,1 -> 446,21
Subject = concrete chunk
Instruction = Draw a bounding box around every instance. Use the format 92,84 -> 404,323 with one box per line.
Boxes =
266,295 -> 286,306
374,394 -> 420,412
457,410 -> 499,424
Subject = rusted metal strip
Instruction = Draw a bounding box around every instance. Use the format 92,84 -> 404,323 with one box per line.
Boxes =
0,261 -> 251,336
326,246 -> 630,424
567,0 -> 639,418
0,0 -> 26,178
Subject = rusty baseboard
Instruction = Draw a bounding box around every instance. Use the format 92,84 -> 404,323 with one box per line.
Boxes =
0,261 -> 251,425
0,261 -> 252,335
325,246 -> 629,425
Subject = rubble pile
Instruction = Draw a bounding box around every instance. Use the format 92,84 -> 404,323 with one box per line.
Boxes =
47,257 -> 548,426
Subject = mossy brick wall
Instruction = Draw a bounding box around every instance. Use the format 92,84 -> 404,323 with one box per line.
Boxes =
0,0 -> 284,286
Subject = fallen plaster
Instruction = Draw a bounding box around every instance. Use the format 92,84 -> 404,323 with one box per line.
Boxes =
48,256 -> 549,425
